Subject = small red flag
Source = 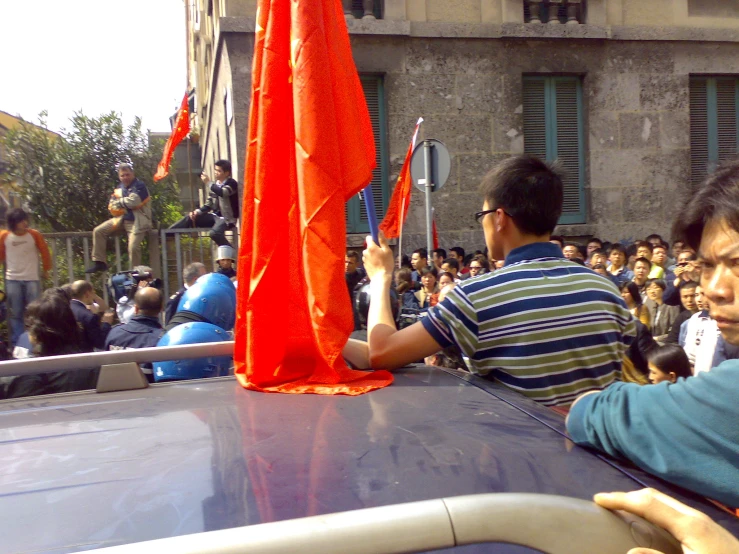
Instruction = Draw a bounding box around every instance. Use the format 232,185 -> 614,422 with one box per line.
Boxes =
433,219 -> 439,250
379,118 -> 423,239
234,0 -> 393,395
154,94 -> 190,181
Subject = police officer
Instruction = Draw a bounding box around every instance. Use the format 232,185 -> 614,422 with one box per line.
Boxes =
105,287 -> 165,381
164,262 -> 207,325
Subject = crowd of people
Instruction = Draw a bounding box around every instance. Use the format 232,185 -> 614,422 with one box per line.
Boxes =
351,229 -> 713,384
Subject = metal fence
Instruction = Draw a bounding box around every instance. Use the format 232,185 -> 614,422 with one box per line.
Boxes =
21,226 -> 239,302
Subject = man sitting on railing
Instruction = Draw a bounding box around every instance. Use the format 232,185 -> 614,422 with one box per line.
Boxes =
86,163 -> 152,274
168,159 -> 239,248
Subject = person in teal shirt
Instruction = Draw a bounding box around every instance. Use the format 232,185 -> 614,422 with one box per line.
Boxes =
567,159 -> 739,509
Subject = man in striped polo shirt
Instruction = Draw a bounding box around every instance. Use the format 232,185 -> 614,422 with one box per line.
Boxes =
363,155 -> 635,407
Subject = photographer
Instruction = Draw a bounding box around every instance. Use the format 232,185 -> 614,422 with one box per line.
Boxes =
113,265 -> 160,324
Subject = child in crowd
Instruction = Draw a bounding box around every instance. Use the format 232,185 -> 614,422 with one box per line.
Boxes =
647,344 -> 693,384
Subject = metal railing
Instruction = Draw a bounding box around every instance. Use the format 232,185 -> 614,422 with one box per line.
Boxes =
33,227 -> 239,301
0,341 -> 234,377
159,227 -> 239,299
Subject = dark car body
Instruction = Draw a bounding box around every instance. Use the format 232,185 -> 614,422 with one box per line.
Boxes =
0,366 -> 736,553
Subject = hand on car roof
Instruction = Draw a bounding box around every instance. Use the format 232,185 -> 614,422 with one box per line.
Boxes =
595,488 -> 739,554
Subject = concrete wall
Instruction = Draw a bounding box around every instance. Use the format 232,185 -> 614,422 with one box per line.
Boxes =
188,0 -> 739,252
217,0 -> 739,27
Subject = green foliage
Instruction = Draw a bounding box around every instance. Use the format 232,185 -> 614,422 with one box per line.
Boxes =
0,111 -> 183,232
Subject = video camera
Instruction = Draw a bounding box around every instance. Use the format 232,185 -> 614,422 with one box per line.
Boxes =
107,270 -> 163,305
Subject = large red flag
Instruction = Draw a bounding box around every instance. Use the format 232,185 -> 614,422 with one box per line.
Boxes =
154,94 -> 190,181
234,0 -> 393,395
379,118 -> 423,238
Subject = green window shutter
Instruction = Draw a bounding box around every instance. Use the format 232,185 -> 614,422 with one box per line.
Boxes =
523,76 -> 585,224
690,76 -> 739,187
346,75 -> 389,234
689,77 -> 710,187
717,78 -> 738,163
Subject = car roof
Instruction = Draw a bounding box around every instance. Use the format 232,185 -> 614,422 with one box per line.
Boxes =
0,366 -> 735,552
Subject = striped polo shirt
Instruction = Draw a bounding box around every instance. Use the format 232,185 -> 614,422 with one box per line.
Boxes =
421,242 -> 635,406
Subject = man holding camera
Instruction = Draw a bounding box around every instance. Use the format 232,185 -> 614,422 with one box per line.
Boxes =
114,265 -> 159,324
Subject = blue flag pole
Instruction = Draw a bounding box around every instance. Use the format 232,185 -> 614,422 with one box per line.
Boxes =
361,184 -> 380,245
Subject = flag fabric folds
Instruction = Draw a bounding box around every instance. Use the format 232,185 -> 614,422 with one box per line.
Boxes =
154,94 -> 190,182
379,118 -> 423,239
234,0 -> 393,395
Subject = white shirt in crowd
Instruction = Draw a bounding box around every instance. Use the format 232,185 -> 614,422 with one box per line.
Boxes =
3,232 -> 40,281
683,311 -> 720,375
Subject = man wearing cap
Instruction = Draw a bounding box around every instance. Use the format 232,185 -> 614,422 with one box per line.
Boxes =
169,159 -> 240,248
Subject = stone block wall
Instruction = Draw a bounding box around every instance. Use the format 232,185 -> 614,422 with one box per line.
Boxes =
200,20 -> 739,254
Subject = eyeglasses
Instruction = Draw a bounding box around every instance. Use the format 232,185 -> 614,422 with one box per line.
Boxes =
475,207 -> 513,223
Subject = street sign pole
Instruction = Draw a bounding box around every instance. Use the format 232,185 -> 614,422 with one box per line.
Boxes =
410,138 -> 451,269
423,141 -> 435,266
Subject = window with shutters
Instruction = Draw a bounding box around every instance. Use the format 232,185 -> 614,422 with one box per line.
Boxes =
689,77 -> 739,187
522,76 -> 586,225
346,75 -> 389,234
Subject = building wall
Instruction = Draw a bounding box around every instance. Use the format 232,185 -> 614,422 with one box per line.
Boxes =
188,0 -> 739,252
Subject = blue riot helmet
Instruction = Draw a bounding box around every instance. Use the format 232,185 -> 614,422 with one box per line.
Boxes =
177,272 -> 236,331
153,322 -> 233,382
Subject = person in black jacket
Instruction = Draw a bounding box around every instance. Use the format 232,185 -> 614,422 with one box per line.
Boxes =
69,280 -> 114,352
4,292 -> 98,399
164,262 -> 207,324
106,288 -> 165,382
168,159 -> 239,247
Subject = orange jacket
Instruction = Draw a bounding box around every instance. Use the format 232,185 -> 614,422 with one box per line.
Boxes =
0,228 -> 53,272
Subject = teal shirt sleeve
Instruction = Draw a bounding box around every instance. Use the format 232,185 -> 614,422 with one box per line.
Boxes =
566,361 -> 739,507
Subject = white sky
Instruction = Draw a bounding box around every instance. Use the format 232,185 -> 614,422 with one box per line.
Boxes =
0,0 -> 186,134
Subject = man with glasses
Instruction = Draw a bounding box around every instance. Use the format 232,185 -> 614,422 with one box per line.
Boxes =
362,155 -> 635,407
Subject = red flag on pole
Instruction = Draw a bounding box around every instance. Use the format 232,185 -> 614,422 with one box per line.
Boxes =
432,219 -> 439,250
234,0 -> 393,395
379,118 -> 423,239
154,94 -> 190,181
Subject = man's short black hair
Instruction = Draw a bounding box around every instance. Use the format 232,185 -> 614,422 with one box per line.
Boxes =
590,248 -> 607,259
646,278 -> 666,291
673,159 -> 739,251
432,248 -> 446,260
678,279 -> 698,291
549,235 -> 564,247
645,234 -> 663,243
346,251 -> 360,262
6,208 -> 28,233
413,248 -> 428,259
588,237 -> 602,246
450,246 -> 465,259
215,159 -> 232,174
479,155 -> 564,236
609,243 -> 627,256
442,257 -> 459,271
634,256 -> 652,269
635,240 -> 653,252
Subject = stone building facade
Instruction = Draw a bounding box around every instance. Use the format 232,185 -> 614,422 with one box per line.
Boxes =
186,0 -> 739,253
